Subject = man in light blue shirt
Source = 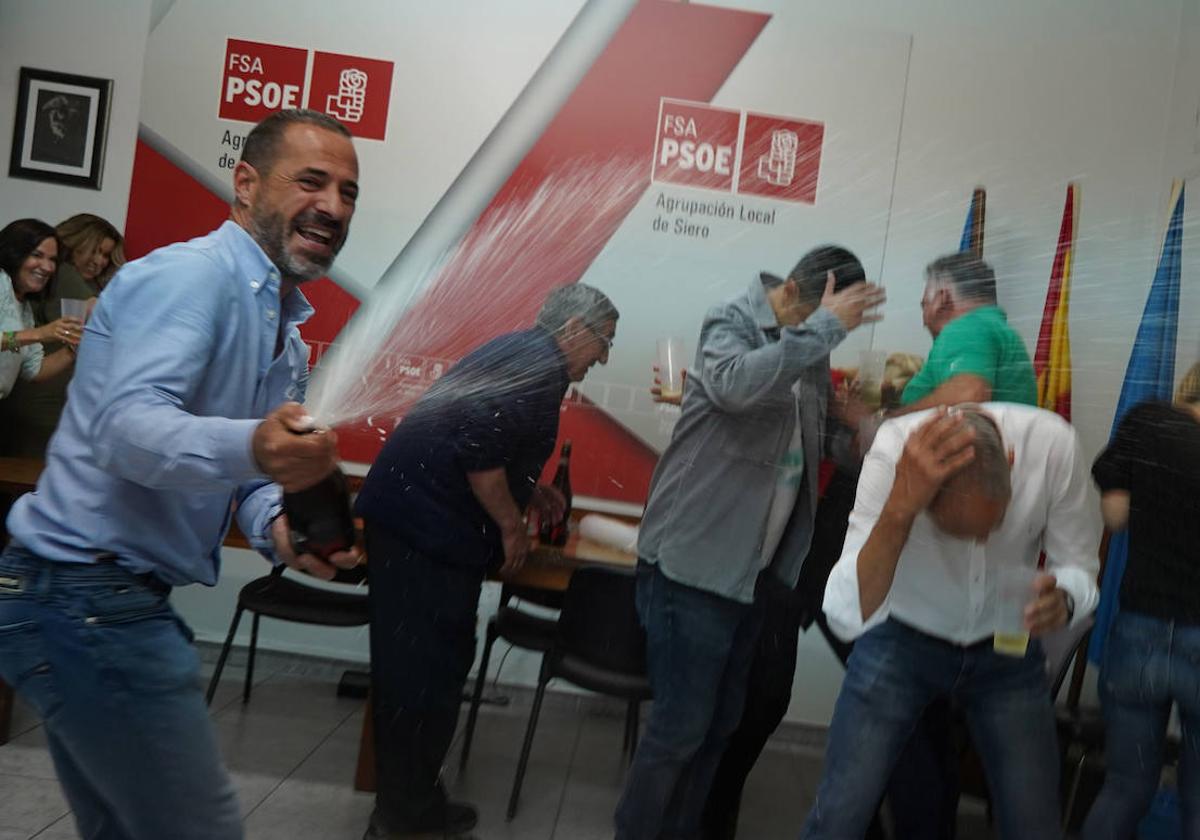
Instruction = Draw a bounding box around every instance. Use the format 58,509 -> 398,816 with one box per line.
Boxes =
0,109 -> 361,840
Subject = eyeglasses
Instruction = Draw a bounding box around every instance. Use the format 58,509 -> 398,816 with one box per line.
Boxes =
587,324 -> 615,351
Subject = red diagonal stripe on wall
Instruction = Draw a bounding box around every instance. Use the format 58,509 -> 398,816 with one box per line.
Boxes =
124,0 -> 769,503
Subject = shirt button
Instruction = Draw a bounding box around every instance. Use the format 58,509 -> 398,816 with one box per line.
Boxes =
250,281 -> 260,290
267,309 -> 277,320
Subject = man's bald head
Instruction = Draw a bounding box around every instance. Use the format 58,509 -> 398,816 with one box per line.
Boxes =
927,409 -> 1011,540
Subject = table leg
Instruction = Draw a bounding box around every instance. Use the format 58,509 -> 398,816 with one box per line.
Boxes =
355,695 -> 376,792
0,678 -> 13,746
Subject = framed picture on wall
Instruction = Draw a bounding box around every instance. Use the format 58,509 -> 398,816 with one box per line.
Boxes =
8,67 -> 113,190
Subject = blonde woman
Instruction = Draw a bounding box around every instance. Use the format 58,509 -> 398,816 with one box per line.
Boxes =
54,212 -> 124,298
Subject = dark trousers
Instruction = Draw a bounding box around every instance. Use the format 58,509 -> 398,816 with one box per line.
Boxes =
365,525 -> 485,832
700,588 -> 956,840
700,581 -> 810,840
615,562 -> 767,840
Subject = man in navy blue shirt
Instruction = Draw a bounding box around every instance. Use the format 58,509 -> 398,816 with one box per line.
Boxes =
356,283 -> 618,839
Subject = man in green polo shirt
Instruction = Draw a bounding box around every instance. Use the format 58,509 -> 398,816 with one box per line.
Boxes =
899,251 -> 1036,411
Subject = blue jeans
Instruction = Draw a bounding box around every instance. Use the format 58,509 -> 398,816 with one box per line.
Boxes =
615,561 -> 766,840
0,546 -> 241,840
801,619 -> 1060,840
1082,610 -> 1200,840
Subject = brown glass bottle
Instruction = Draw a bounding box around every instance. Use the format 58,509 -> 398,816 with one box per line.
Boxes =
538,440 -> 573,546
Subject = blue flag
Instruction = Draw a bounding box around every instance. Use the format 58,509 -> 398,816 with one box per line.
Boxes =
1089,182 -> 1184,664
959,198 -> 975,252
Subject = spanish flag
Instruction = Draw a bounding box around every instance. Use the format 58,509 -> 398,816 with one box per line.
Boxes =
1034,184 -> 1077,420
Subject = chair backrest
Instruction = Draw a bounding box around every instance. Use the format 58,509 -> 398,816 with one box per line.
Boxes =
271,560 -> 368,586
1043,614 -> 1094,701
557,565 -> 646,675
331,563 -> 368,585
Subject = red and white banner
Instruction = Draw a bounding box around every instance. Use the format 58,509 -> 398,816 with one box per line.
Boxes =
130,0 -> 911,503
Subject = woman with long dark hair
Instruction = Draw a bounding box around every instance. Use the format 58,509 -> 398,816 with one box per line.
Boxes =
0,218 -> 81,401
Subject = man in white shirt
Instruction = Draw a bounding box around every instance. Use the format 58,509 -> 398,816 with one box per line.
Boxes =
801,404 -> 1099,840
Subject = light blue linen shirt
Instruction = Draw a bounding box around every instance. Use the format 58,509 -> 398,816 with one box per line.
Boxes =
7,221 -> 313,586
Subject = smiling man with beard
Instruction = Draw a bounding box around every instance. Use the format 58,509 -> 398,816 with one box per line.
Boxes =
0,109 -> 362,840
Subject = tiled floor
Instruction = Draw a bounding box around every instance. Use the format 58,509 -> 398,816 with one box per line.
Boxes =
0,651 -> 994,839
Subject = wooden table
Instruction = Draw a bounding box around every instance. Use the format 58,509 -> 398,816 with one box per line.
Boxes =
0,457 -> 42,496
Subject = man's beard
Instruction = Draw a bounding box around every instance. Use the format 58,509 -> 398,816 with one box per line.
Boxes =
247,207 -> 339,285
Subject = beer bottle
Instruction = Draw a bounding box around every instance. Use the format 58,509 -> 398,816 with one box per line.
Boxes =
538,440 -> 573,546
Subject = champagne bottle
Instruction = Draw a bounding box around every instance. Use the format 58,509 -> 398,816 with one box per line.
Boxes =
538,440 -> 573,546
283,467 -> 357,561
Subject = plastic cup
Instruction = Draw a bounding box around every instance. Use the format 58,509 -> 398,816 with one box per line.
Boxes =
60,298 -> 89,322
994,564 -> 1037,657
857,348 -> 887,410
656,337 -> 686,401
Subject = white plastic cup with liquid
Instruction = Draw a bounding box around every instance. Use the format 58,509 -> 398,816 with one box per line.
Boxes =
60,298 -> 90,322
857,348 -> 888,411
656,337 -> 686,402
994,564 -> 1037,657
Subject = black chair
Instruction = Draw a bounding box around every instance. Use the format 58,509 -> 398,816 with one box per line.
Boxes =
507,565 -> 651,820
1045,615 -> 1096,701
459,583 -> 564,770
205,564 -> 369,705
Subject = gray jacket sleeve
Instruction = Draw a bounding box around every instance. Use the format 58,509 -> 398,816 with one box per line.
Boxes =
699,304 -> 847,414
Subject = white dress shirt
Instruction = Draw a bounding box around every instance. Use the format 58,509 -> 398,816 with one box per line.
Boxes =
823,403 -> 1100,643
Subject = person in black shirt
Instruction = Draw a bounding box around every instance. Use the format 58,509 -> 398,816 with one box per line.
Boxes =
1082,362 -> 1200,840
355,284 -> 618,840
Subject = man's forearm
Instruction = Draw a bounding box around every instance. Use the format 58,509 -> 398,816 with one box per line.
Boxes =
892,374 -> 991,417
467,467 -> 524,533
856,503 -> 917,621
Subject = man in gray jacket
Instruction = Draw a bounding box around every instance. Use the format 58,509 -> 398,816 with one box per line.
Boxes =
614,246 -> 885,840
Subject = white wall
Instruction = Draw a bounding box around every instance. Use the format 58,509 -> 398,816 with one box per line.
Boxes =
0,0 -> 151,229
7,0 -> 1198,728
